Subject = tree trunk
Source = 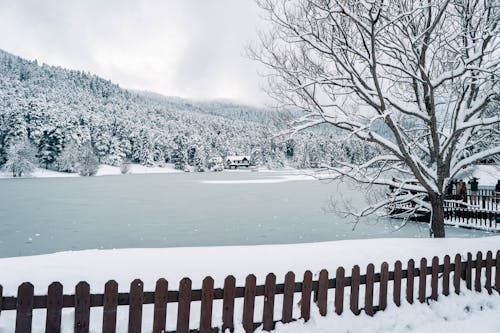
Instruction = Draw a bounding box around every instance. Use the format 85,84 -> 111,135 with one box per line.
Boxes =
430,194 -> 446,238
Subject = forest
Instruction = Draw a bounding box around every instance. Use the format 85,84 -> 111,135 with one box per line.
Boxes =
0,49 -> 379,176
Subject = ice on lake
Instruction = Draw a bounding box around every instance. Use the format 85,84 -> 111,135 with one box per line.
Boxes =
0,171 -> 491,258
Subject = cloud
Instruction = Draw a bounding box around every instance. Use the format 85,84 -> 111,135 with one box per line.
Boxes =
0,0 -> 270,106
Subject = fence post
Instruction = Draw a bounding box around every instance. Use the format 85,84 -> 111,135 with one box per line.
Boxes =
242,274 -> 256,333
15,282 -> 34,333
200,276 -> 214,333
46,282 -> 63,333
102,280 -> 118,333
495,250 -> 500,295
393,261 -> 402,307
301,271 -> 313,322
454,254 -> 462,295
176,278 -> 192,333
466,253 -> 472,290
406,259 -> 415,304
262,273 -> 276,332
282,272 -> 295,324
74,281 -> 90,333
153,278 -> 168,333
335,267 -> 345,315
222,275 -> 236,332
365,264 -> 374,316
350,265 -> 360,315
317,270 -> 329,316
379,263 -> 388,311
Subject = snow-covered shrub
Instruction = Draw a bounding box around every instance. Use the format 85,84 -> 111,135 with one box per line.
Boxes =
4,140 -> 37,177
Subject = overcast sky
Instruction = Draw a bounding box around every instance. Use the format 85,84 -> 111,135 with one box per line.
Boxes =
0,0 -> 270,106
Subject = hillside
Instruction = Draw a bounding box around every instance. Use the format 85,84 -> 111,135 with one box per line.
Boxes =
0,49 -> 378,174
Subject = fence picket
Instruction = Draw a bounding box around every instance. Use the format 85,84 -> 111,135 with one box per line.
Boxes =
350,265 -> 360,315
153,279 -> 168,333
102,280 -> 118,333
74,282 -> 90,333
419,258 -> 427,303
496,250 -> 500,295
242,274 -> 256,333
128,279 -> 144,333
454,254 -> 461,295
200,276 -> 214,333
466,253 -> 472,290
15,282 -> 34,333
406,259 -> 415,304
431,257 -> 439,301
222,275 -> 236,332
282,272 -> 295,324
301,271 -> 313,321
176,278 -> 192,333
335,267 -> 345,315
379,263 -> 388,311
317,270 -> 329,316
443,255 -> 450,296
365,264 -> 374,316
393,261 -> 402,307
485,251 -> 492,294
45,282 -> 63,333
475,252 -> 483,292
263,273 -> 276,331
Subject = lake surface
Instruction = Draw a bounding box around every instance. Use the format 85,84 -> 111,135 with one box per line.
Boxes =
0,171 -> 491,258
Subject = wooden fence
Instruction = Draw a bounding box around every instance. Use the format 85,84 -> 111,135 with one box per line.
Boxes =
0,250 -> 499,333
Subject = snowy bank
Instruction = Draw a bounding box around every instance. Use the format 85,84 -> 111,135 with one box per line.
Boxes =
0,237 -> 499,332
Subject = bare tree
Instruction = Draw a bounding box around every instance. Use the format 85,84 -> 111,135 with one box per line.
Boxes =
251,0 -> 500,237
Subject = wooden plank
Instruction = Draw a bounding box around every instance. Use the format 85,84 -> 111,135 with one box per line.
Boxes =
153,279 -> 168,333
102,280 -> 118,333
242,274 -> 256,333
496,250 -> 500,295
317,269 -> 328,316
431,257 -> 439,301
466,253 -> 472,290
419,258 -> 427,303
262,273 -> 276,331
379,262 -> 389,311
475,252 -> 483,292
443,255 -> 450,296
45,282 -> 63,333
406,259 -> 415,304
282,271 -> 295,324
393,261 -> 402,307
485,251 -> 493,294
74,281 -> 90,333
128,279 -> 144,333
454,254 -> 461,295
350,265 -> 360,315
365,264 -> 374,316
335,267 -> 345,315
222,275 -> 236,332
177,278 -> 192,333
200,276 -> 214,333
301,271 -> 313,321
15,282 -> 34,333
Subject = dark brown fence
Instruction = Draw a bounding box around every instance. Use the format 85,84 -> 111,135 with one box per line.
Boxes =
0,250 -> 499,333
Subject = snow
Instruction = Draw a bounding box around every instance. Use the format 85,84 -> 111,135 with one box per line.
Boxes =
0,236 -> 499,332
455,164 -> 500,187
201,174 -> 313,184
0,163 -> 182,179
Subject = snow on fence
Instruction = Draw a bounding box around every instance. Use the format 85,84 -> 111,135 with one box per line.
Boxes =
0,250 -> 499,333
444,192 -> 499,230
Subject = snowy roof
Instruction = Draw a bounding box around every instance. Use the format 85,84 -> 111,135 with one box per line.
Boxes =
226,155 -> 250,160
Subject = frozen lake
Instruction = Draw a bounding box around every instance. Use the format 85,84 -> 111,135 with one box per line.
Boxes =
0,171 -> 490,258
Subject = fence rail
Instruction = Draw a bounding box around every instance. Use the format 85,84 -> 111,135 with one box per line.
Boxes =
1,250 -> 499,333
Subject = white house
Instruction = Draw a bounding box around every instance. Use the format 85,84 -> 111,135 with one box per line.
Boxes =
225,155 -> 250,169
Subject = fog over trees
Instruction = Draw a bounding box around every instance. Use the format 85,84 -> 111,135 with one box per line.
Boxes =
0,49 -> 381,174
251,0 -> 500,237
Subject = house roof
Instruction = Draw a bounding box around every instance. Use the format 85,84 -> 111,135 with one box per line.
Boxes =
226,155 -> 250,161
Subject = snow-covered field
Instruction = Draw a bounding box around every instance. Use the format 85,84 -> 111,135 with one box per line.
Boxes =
0,236 -> 499,332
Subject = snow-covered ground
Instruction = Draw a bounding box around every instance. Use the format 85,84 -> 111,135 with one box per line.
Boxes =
456,164 -> 500,187
0,236 -> 499,332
